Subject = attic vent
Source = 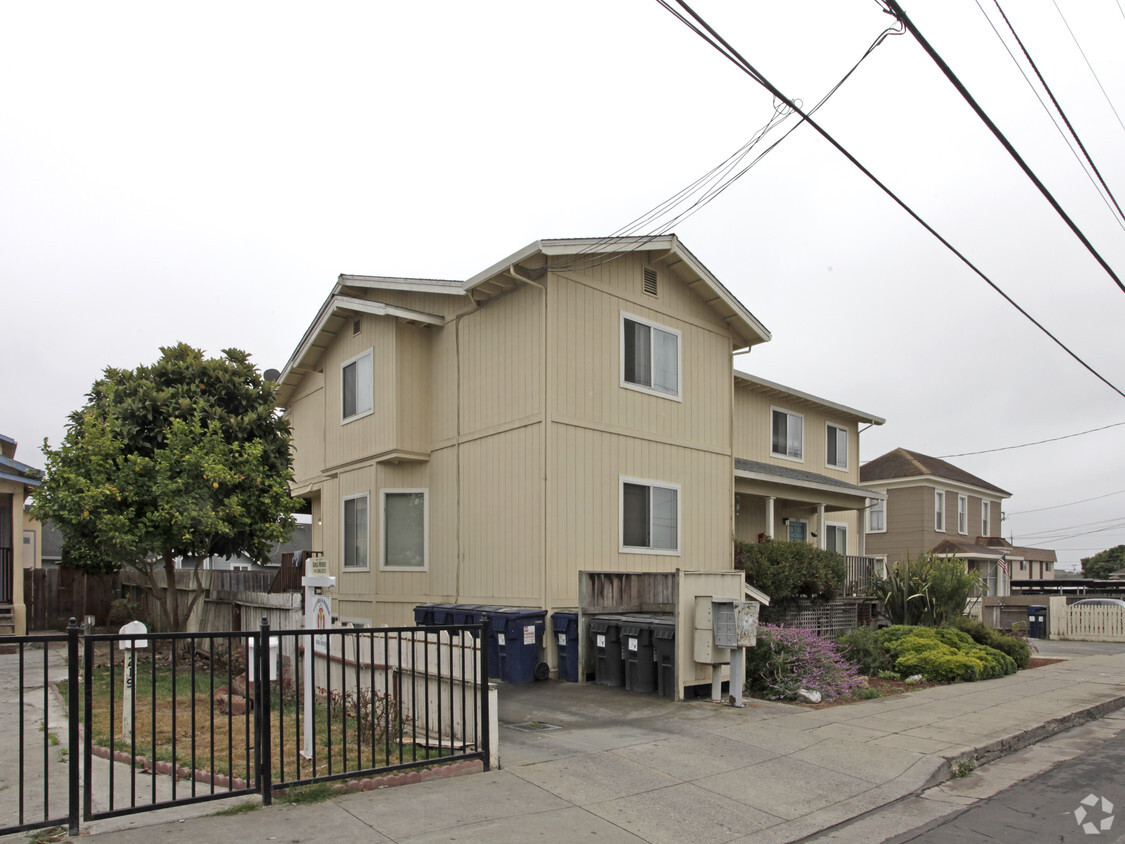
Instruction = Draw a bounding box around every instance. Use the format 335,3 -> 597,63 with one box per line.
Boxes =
642,267 -> 658,297
352,317 -> 362,336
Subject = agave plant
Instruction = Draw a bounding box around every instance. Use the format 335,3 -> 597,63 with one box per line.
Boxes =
874,555 -> 985,626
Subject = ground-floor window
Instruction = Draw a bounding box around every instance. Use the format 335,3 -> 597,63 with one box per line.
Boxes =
382,489 -> 427,569
621,478 -> 679,553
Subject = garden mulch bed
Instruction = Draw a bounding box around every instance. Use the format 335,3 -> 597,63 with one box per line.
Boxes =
773,656 -> 1065,709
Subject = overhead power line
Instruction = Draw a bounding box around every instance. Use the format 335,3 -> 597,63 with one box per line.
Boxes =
937,419 -> 1125,458
654,0 -> 1125,401
882,0 -> 1125,297
1007,487 -> 1125,517
1053,0 -> 1125,137
979,0 -> 1125,229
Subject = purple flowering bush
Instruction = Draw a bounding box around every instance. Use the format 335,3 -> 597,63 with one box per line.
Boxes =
745,624 -> 865,702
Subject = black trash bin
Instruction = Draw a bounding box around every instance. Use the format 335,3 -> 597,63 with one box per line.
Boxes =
1028,605 -> 1047,639
651,616 -> 676,699
552,611 -> 580,682
590,615 -> 625,687
490,608 -> 547,684
621,616 -> 657,693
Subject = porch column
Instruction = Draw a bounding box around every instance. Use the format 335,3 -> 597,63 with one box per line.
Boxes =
858,499 -> 867,556
817,504 -> 826,550
765,497 -> 775,540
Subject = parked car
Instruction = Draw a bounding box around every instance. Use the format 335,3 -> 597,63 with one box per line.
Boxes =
1072,598 -> 1125,607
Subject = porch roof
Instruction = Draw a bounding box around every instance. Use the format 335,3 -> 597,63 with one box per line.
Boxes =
734,458 -> 883,501
931,538 -> 1023,560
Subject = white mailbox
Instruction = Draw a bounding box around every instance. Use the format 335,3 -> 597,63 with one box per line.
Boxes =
712,600 -> 759,649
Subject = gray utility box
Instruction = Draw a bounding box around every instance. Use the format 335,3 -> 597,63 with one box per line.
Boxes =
713,600 -> 759,649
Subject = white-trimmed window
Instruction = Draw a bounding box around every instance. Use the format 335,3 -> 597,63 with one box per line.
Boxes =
621,313 -> 681,399
621,477 -> 680,554
868,497 -> 886,533
825,523 -> 847,555
957,495 -> 968,534
826,424 -> 848,470
935,489 -> 945,532
342,349 -> 373,422
343,493 -> 369,568
771,408 -> 804,461
982,501 -> 991,536
381,489 -> 427,569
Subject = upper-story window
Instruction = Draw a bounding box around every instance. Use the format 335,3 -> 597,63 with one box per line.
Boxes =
868,497 -> 886,532
342,349 -> 373,422
621,313 -> 681,400
771,409 -> 803,461
958,495 -> 968,534
621,477 -> 680,554
826,424 -> 848,470
982,500 -> 991,536
935,489 -> 945,532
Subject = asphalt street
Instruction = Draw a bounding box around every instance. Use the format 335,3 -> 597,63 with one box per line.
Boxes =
872,712 -> 1125,843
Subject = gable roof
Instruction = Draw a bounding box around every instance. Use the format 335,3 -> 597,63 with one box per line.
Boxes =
734,371 -> 884,426
860,448 -> 1010,496
276,235 -> 772,408
0,436 -> 42,488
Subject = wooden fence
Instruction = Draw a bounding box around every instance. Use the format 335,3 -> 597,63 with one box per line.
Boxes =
24,567 -> 119,630
1049,597 -> 1125,642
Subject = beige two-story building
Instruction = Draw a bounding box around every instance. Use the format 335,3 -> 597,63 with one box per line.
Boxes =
275,236 -> 884,629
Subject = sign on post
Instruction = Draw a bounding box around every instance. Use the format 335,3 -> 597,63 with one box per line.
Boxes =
301,556 -> 336,760
118,621 -> 149,736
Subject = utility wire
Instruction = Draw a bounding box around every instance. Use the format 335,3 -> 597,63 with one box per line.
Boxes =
655,0 -> 1125,401
882,0 -> 1125,297
544,19 -> 903,275
982,0 -> 1125,228
937,420 -> 1125,458
1007,487 -> 1125,516
1054,0 -> 1125,136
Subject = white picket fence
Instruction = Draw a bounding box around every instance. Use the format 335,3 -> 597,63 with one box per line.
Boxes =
1049,597 -> 1125,641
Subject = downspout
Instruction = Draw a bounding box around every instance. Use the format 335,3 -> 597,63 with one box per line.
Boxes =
505,265 -> 549,616
450,292 -> 480,603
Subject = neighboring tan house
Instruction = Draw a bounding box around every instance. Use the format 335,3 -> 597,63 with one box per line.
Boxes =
859,448 -> 1054,599
1,434 -> 42,634
274,236 -> 884,634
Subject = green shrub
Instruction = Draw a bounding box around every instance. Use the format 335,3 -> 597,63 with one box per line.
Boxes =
945,616 -> 1031,669
874,555 -> 985,626
734,540 -> 846,611
877,625 -> 1016,682
836,627 -> 892,675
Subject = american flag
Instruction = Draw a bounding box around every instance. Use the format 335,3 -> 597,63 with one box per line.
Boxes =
997,554 -> 1008,576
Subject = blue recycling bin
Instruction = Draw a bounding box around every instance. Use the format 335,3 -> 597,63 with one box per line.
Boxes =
552,611 -> 579,682
490,608 -> 547,684
1028,605 -> 1047,639
413,604 -> 438,626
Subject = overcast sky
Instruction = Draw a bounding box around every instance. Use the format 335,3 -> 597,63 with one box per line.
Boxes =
4,1 -> 1124,571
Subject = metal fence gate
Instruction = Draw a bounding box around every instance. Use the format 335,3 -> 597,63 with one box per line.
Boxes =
0,618 -> 491,837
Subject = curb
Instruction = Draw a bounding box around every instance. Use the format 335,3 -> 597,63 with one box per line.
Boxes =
942,694 -> 1125,779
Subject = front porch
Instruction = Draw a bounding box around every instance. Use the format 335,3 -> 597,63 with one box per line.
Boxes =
734,458 -> 885,598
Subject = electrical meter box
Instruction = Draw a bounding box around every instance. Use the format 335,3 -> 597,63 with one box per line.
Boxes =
712,600 -> 759,648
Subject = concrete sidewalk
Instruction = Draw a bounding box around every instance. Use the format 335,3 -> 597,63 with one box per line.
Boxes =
58,643 -> 1124,844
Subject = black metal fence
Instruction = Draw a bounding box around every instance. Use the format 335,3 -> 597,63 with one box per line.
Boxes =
1,618 -> 491,837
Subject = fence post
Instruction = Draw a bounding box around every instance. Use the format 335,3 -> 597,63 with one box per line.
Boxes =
257,617 -> 273,806
479,615 -> 491,772
67,617 -> 81,837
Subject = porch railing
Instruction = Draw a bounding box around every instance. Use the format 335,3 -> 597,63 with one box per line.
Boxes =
844,555 -> 880,597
